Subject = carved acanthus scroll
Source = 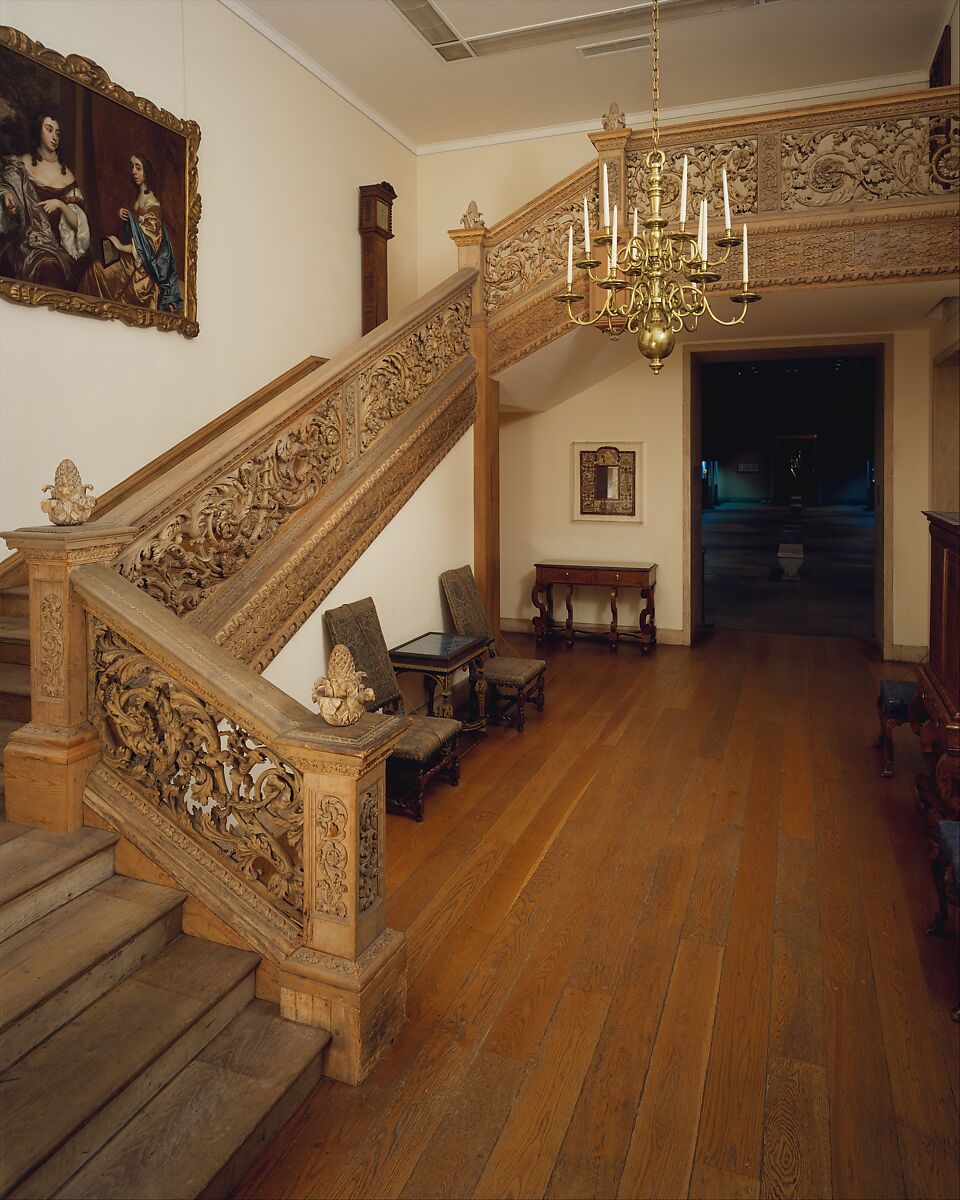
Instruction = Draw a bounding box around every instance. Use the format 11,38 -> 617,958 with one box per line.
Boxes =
359,297 -> 470,451
626,140 -> 758,222
91,623 -> 304,916
358,784 -> 380,913
38,592 -> 65,700
782,115 -> 959,207
315,794 -> 349,918
117,393 -> 345,615
484,189 -> 599,314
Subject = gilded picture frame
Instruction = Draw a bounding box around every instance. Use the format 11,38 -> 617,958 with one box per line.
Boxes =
0,25 -> 200,337
572,442 -> 643,523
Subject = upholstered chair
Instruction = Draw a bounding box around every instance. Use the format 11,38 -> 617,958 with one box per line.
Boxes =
324,597 -> 461,821
927,819 -> 960,1022
440,565 -> 545,732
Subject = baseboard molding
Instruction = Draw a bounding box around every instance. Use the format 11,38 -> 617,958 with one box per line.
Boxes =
499,616 -> 687,645
889,643 -> 928,664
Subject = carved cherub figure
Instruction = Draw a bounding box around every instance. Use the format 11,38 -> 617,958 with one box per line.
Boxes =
40,459 -> 96,525
312,644 -> 375,726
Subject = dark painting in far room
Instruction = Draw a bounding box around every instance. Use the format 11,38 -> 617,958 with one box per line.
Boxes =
0,25 -> 200,336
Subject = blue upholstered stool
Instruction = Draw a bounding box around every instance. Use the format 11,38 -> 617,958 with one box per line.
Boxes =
926,819 -> 960,1022
875,678 -> 919,778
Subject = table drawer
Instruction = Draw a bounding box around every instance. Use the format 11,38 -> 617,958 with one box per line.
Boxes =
542,567 -> 596,585
595,568 -> 654,587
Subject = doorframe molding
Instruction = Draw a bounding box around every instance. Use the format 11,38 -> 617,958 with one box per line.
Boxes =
682,334 -> 893,655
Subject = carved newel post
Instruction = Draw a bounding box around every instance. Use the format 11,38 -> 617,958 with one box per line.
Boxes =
275,722 -> 407,1085
2,519 -> 137,832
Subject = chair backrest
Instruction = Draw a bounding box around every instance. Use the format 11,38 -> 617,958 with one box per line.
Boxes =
324,597 -> 404,714
440,565 -> 496,652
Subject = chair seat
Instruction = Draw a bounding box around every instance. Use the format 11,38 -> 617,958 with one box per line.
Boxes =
879,678 -> 918,721
484,656 -> 545,687
391,715 -> 461,766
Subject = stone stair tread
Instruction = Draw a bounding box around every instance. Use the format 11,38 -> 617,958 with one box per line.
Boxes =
0,827 -> 117,908
56,999 -> 329,1200
0,821 -> 31,846
0,875 -> 184,1036
0,663 -> 30,695
0,936 -> 260,1198
0,616 -> 29,641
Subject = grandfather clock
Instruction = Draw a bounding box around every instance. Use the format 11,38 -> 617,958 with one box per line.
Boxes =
358,182 -> 397,334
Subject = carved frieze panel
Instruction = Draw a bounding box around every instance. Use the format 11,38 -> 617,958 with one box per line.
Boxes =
489,284 -> 574,375
358,783 -> 381,913
38,590 -> 65,700
782,115 -> 959,208
484,187 -> 600,315
315,794 -> 349,919
90,622 -> 303,916
359,297 -> 470,451
625,140 -> 758,223
116,391 -> 345,615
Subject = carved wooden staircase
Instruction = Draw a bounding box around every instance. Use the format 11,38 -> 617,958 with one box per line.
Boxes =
0,587 -> 29,724
0,817 -> 328,1199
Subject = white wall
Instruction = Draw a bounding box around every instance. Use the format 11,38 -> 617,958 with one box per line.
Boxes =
891,329 -> 932,651
500,358 -> 685,636
0,0 -> 475,702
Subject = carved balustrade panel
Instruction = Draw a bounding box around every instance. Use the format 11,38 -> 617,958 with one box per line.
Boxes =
113,284 -> 474,622
483,177 -> 599,315
625,139 -> 758,222
782,114 -> 959,208
358,782 -> 381,914
359,296 -> 471,451
90,621 -> 304,920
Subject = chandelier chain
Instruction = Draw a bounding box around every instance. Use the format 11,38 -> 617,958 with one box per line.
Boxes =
651,0 -> 661,150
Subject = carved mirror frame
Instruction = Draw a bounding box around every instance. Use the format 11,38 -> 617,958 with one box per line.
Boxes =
572,441 -> 643,523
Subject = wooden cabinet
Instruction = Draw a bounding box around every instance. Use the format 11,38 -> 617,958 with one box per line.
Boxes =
917,511 -> 959,820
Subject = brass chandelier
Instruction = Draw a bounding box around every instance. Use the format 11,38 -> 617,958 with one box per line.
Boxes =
556,0 -> 760,373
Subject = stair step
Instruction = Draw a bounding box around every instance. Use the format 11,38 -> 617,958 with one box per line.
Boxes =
0,821 -> 31,846
0,588 -> 29,619
0,875 -> 184,1071
0,663 -> 30,722
0,826 -> 118,942
0,616 -> 29,665
56,999 -> 329,1200
2,936 -> 259,1199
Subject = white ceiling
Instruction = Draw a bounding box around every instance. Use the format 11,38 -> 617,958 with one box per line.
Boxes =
225,0 -> 952,151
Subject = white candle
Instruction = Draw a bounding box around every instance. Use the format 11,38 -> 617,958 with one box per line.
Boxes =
633,207 -> 638,239
611,204 -> 618,272
698,200 -> 707,260
603,162 -> 610,228
722,167 -> 731,231
742,223 -> 749,286
583,195 -> 591,256
567,224 -> 573,285
680,155 -> 688,226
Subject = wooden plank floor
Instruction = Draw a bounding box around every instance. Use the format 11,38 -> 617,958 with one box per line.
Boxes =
236,631 -> 960,1200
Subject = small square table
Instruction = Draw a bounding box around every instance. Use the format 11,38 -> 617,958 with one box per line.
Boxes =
389,631 -> 489,730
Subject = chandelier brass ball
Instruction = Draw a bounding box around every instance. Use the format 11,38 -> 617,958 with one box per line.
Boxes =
638,319 -> 675,365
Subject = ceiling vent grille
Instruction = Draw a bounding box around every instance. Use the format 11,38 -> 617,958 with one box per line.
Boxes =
578,35 -> 652,59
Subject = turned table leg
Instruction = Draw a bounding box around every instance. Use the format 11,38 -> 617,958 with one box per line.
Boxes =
565,585 -> 575,647
531,580 -> 548,645
639,585 -> 657,654
608,587 -> 619,652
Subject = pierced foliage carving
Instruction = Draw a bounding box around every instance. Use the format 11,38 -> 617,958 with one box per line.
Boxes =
359,784 -> 380,913
359,297 -> 470,451
118,392 -> 344,614
484,189 -> 599,314
91,623 -> 303,915
782,115 -> 959,207
625,140 -> 758,222
38,592 -> 65,699
315,794 -> 349,918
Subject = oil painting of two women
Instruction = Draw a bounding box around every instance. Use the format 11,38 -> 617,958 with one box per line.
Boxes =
0,38 -> 187,319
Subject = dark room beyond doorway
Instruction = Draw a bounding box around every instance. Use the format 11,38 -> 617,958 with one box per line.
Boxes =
700,355 -> 876,639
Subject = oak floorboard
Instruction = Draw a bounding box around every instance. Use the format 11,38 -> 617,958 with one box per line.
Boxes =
616,937 -> 724,1200
472,987 -> 610,1200
234,633 -> 958,1200
695,721 -> 783,1180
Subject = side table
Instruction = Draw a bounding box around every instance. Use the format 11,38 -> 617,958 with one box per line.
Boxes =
389,632 -> 489,731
